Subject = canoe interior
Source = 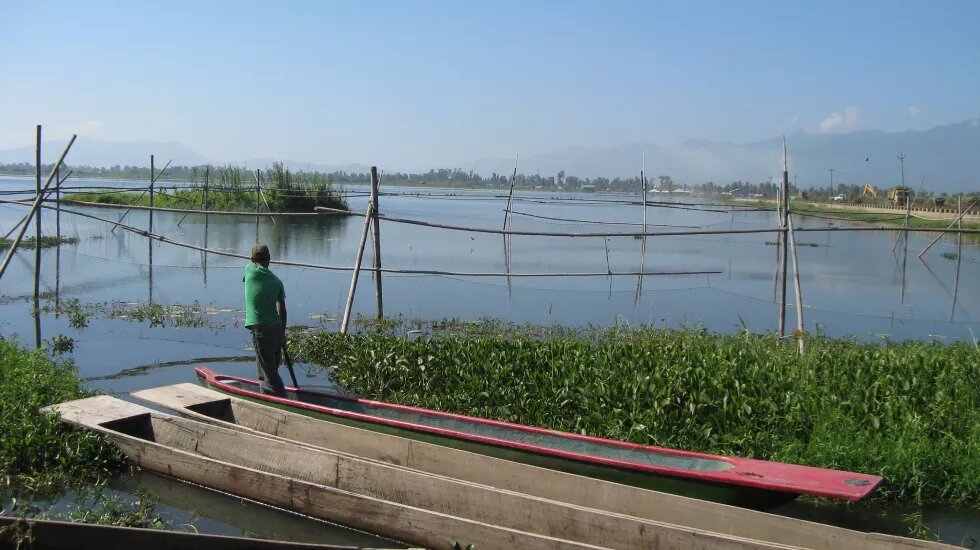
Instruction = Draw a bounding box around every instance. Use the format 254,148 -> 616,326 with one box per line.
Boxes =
224,380 -> 733,472
200,380 -> 796,508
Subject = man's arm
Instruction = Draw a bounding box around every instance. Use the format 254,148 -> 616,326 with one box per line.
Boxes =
277,297 -> 287,339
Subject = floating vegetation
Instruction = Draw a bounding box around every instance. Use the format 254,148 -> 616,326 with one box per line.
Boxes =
52,487 -> 171,530
941,252 -> 959,261
105,301 -> 212,328
40,298 -> 96,329
293,319 -> 980,505
0,236 -> 78,250
0,337 -> 127,496
39,298 -> 225,329
46,334 -> 75,355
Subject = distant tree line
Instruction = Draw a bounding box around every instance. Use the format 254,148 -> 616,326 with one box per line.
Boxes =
1,162 -> 976,200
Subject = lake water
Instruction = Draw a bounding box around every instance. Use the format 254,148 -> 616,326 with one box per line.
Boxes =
1,175 -> 978,546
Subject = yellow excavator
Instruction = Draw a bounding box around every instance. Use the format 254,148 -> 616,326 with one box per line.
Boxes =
888,186 -> 910,207
861,184 -> 878,200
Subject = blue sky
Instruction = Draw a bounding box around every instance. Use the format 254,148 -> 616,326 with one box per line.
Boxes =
1,0 -> 978,169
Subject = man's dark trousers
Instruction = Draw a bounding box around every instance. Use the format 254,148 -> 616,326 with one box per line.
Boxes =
250,323 -> 286,397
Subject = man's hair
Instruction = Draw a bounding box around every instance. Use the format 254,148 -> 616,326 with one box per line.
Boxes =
250,243 -> 271,262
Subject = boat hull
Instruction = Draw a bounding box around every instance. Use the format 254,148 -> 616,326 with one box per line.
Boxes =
196,368 -> 881,508
45,396 -> 811,550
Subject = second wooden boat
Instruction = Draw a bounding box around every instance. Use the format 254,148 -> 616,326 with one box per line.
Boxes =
44,395 -> 804,550
196,367 -> 882,508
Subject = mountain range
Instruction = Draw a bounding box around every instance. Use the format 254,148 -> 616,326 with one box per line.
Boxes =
2,119 -> 978,192
462,119 -> 980,192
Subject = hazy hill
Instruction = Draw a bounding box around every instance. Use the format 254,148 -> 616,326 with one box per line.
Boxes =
461,119 -> 980,192
0,138 -> 210,168
2,119 -> 978,191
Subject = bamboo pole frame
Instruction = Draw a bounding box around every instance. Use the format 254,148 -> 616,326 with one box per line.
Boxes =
2,198 -> 721,279
340,201 -> 376,333
917,200 -> 978,258
0,135 -> 77,282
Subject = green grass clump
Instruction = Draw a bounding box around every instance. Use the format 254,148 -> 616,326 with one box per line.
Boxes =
294,322 -> 980,505
0,337 -> 126,494
66,162 -> 348,214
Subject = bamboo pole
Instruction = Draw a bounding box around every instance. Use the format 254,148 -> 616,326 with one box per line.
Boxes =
340,201 -> 376,333
203,167 -> 210,285
787,213 -> 805,353
503,156 -> 518,231
892,192 -> 913,252
778,137 -> 789,337
34,125 -> 42,289
149,155 -> 155,234
254,169 -> 260,243
2,212 -> 31,240
0,135 -> 77,282
111,159 -> 169,233
641,151 -> 647,234
55,166 -> 61,245
771,183 -> 783,303
950,197 -> 962,321
369,167 -> 383,319
917,200 -> 977,258
33,125 -> 42,349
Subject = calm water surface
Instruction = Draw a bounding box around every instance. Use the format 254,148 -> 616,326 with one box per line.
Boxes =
1,175 -> 977,546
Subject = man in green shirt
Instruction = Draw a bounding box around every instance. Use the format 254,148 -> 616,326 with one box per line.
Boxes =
243,243 -> 288,396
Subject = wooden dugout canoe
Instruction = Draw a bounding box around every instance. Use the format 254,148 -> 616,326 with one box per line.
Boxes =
0,516 -> 383,550
44,396 -> 805,550
136,383 -> 955,550
195,367 -> 881,508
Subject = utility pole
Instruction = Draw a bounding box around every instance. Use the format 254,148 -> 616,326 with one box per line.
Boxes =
828,169 -> 834,200
897,151 -> 907,189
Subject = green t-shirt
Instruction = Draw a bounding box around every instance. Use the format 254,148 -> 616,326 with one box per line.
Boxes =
243,263 -> 285,327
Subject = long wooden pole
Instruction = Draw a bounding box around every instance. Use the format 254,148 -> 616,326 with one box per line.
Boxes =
203,166 -> 210,284
0,135 -> 76,282
503,155 -> 518,230
34,126 -> 42,296
55,166 -> 61,318
340,202 -> 375,333
254,169 -> 260,242
149,155 -> 155,233
787,213 -> 805,353
950,197 -> 962,320
641,151 -> 647,234
778,137 -> 789,337
112,159 -> 169,233
369,167 -> 383,319
33,125 -> 42,349
55,166 -> 61,245
892,191 -> 913,252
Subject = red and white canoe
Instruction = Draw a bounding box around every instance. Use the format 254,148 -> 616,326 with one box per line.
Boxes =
197,367 -> 882,508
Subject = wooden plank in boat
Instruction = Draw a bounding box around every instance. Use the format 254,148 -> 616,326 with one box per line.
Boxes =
47,396 -> 804,550
134,384 -> 957,550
